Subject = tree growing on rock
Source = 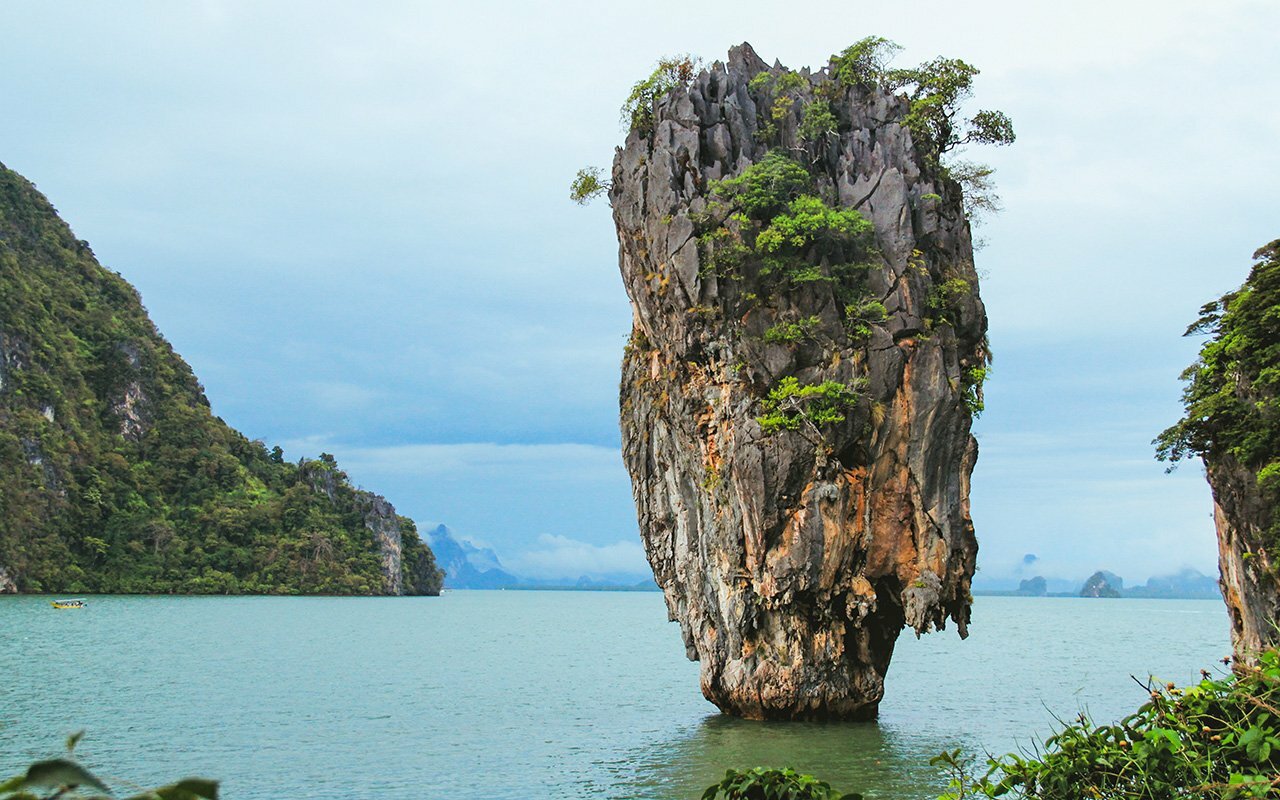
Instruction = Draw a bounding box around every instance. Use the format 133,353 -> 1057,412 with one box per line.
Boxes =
1157,239 -> 1280,662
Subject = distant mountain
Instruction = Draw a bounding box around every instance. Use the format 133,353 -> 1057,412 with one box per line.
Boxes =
423,525 -> 660,591
972,574 -> 1078,595
1128,568 -> 1222,599
424,525 -> 519,589
1015,576 -> 1047,596
1080,570 -> 1124,598
974,567 -> 1223,600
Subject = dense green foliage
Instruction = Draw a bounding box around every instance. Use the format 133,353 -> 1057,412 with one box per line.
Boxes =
703,768 -> 861,800
1,733 -> 217,799
935,648 -> 1280,798
830,37 -> 903,88
0,164 -> 442,595
844,298 -> 887,341
757,377 -> 863,436
796,101 -> 838,142
713,152 -> 813,217
1155,240 -> 1280,550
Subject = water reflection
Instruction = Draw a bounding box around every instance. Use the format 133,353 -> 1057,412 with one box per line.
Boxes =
622,712 -> 951,800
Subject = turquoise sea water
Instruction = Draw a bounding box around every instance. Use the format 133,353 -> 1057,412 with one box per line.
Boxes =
0,593 -> 1231,799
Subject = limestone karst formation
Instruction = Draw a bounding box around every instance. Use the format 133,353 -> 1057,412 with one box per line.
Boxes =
611,43 -> 992,719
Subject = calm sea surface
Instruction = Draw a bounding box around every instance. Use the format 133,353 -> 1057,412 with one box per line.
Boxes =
0,593 -> 1230,799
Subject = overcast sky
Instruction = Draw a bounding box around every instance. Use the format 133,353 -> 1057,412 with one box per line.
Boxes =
2,1 -> 1276,584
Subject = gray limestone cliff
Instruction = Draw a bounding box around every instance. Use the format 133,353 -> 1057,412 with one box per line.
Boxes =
611,44 -> 987,719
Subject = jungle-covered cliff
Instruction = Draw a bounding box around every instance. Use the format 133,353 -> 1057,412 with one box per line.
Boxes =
605,41 -> 1006,719
1158,239 -> 1280,662
0,162 -> 442,596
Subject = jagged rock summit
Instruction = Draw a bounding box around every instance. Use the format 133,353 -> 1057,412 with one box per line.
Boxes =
612,44 -> 989,719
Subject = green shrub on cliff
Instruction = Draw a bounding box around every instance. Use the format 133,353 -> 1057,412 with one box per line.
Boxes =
763,315 -> 822,345
798,100 -> 838,142
569,166 -> 609,205
830,37 -> 903,87
621,55 -> 700,133
757,377 -> 863,436
1155,239 -> 1280,549
831,38 -> 1015,161
711,152 -> 812,218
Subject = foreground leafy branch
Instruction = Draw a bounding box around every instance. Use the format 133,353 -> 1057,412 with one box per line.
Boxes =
0,734 -> 217,800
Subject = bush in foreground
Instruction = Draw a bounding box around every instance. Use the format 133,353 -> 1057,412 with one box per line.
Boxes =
935,647 -> 1280,798
711,648 -> 1280,799
703,767 -> 862,800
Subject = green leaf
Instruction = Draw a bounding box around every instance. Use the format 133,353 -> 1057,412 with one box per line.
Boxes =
17,758 -> 110,792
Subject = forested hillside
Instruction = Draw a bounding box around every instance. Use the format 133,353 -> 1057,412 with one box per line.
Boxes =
0,163 -> 441,595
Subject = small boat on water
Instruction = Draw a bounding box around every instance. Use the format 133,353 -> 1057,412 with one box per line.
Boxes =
51,599 -> 86,609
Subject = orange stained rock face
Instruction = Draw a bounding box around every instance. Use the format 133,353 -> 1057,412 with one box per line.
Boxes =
811,629 -> 845,661
817,470 -> 867,590
865,466 -> 919,578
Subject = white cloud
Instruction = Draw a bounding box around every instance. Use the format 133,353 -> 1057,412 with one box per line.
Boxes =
507,534 -> 649,580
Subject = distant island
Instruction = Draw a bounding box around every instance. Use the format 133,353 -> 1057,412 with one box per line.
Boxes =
975,567 -> 1222,600
0,162 -> 442,596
